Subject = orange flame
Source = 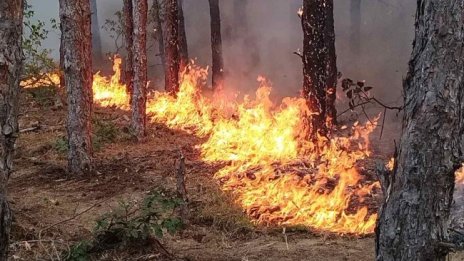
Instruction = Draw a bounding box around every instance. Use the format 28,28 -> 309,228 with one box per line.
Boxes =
147,64 -> 379,234
93,57 -> 130,108
22,60 -> 382,235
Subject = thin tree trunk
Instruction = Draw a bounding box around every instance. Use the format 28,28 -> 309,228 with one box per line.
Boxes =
90,0 -> 103,62
123,0 -> 134,96
60,0 -> 93,176
301,0 -> 328,137
0,1 -> 23,260
375,1 -> 464,260
130,0 -> 148,139
209,0 -> 224,92
178,0 -> 189,72
152,0 -> 165,78
164,0 -> 180,94
59,21 -> 65,90
350,0 -> 361,55
325,0 -> 337,127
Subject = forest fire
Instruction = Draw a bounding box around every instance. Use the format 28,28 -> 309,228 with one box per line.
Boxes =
100,60 -> 379,235
92,57 -> 130,109
22,60 -> 380,235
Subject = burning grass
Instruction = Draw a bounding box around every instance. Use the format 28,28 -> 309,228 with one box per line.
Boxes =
22,58 -> 381,235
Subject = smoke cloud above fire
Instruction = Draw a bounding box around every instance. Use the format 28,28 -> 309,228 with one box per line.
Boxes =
30,0 -> 415,101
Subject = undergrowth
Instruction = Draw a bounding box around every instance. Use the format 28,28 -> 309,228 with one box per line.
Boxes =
54,119 -> 123,153
65,189 -> 184,261
27,86 -> 58,107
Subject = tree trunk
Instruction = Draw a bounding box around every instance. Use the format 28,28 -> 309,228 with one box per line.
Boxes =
209,0 -> 224,92
164,0 -> 180,94
152,0 -> 165,79
178,0 -> 189,71
350,0 -> 361,55
301,0 -> 328,137
130,0 -> 148,139
375,1 -> 464,260
123,0 -> 134,96
325,0 -> 337,127
90,0 -> 103,62
0,1 -> 23,260
60,0 -> 93,176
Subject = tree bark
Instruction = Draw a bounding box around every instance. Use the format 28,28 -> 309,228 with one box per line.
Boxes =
178,0 -> 189,71
325,0 -> 337,127
90,0 -> 103,62
123,0 -> 134,96
0,1 -> 23,260
209,0 -> 224,92
164,0 -> 180,94
130,0 -> 148,140
350,0 -> 361,55
152,0 -> 165,78
60,0 -> 93,176
375,1 -> 464,260
301,0 -> 328,137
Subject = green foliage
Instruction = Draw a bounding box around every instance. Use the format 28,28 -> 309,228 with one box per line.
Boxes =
102,11 -> 124,57
93,121 -> 120,144
22,1 -> 59,84
65,190 -> 184,259
54,136 -> 68,154
93,190 -> 183,247
103,7 -> 160,58
27,85 -> 57,106
66,241 -> 92,261
54,120 -> 121,154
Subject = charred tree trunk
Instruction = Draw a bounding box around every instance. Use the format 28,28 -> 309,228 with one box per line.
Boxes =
164,0 -> 180,94
178,0 -> 189,71
0,1 -> 23,259
90,0 -> 103,62
350,0 -> 361,55
152,0 -> 165,77
375,1 -> 464,260
123,0 -> 134,96
301,0 -> 328,137
208,0 -> 224,92
325,0 -> 337,127
60,0 -> 93,176
130,0 -> 148,139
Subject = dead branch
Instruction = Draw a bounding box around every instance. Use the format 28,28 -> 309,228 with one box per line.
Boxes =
19,126 -> 40,133
38,199 -> 109,237
293,51 -> 303,61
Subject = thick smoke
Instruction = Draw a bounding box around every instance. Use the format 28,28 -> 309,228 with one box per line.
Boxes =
30,0 -> 415,100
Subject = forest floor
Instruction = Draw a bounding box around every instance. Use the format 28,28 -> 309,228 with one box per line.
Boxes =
8,86 -> 464,260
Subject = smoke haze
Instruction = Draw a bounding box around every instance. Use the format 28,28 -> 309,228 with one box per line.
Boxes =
30,0 -> 415,101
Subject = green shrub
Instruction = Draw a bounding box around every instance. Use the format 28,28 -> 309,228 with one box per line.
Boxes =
65,189 -> 185,260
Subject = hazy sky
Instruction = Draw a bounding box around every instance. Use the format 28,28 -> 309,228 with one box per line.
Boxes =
30,0 -> 415,101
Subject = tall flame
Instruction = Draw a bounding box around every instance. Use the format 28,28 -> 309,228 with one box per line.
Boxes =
22,59 -> 381,235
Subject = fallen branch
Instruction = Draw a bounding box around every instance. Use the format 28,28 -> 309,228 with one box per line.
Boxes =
39,199 -> 109,237
19,126 -> 40,133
